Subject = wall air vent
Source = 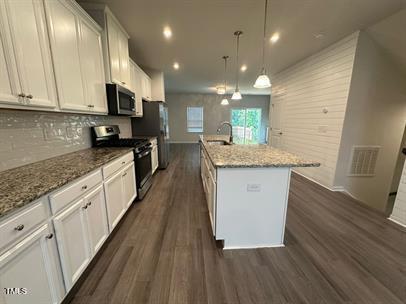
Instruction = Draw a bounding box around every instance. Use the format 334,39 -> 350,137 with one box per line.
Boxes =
348,146 -> 380,176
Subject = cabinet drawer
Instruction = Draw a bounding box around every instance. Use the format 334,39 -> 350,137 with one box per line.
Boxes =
103,152 -> 134,179
0,199 -> 47,251
49,170 -> 103,214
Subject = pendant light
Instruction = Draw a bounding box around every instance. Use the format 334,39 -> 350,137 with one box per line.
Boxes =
221,56 -> 229,105
254,0 -> 271,89
231,31 -> 243,100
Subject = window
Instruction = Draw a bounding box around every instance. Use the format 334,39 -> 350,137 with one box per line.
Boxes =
187,106 -> 203,133
231,108 -> 262,144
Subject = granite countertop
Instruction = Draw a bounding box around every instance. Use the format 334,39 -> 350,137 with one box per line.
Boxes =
200,135 -> 320,168
0,147 -> 134,218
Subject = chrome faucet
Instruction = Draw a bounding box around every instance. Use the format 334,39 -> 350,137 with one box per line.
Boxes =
217,121 -> 233,143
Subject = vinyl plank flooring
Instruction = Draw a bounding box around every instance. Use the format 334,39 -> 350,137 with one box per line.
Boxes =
67,144 -> 406,304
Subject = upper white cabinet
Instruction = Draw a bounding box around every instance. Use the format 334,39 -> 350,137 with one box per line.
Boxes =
82,4 -> 131,90
0,0 -> 58,109
0,224 -> 65,304
45,0 -> 107,114
147,69 -> 166,102
130,59 -> 143,116
141,71 -> 152,101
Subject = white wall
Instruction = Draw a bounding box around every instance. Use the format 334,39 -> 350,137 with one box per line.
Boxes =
390,159 -> 406,226
0,109 -> 132,172
270,33 -> 359,188
334,32 -> 406,212
166,93 -> 270,143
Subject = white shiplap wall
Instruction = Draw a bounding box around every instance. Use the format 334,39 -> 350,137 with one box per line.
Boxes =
270,32 -> 359,188
390,160 -> 406,226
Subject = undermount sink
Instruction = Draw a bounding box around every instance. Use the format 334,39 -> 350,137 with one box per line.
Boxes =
206,140 -> 232,145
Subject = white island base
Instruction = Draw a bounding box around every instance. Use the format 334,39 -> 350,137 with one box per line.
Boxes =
215,167 -> 291,249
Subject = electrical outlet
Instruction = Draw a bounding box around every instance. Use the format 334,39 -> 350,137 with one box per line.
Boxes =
247,184 -> 261,192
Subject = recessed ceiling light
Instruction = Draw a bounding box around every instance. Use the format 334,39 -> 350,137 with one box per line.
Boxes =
270,32 -> 280,44
240,64 -> 247,72
163,26 -> 172,39
173,62 -> 179,70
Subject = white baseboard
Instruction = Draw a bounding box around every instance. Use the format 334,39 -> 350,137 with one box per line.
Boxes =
388,217 -> 406,228
223,244 -> 285,250
292,170 -> 335,191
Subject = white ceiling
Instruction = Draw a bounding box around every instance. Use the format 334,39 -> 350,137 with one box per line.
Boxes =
80,0 -> 406,95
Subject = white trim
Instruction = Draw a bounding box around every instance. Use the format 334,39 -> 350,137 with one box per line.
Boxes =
292,170 -> 335,191
388,217 -> 406,228
223,244 -> 285,250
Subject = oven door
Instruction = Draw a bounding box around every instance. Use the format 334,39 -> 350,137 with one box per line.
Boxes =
135,148 -> 152,189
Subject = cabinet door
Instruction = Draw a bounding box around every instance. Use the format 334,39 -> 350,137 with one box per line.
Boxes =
104,170 -> 126,230
84,185 -> 109,255
53,198 -> 91,290
106,15 -> 121,85
152,145 -> 159,173
44,0 -> 87,112
118,31 -> 130,88
2,0 -> 57,108
0,224 -> 65,304
207,175 -> 216,234
122,162 -> 137,208
79,18 -> 107,113
0,22 -> 20,106
146,76 -> 152,100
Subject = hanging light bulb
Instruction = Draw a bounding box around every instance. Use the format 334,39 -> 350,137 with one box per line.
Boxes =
254,0 -> 271,89
232,31 -> 243,100
220,55 -> 230,105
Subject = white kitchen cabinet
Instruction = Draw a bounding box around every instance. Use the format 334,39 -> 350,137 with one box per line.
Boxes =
147,69 -> 166,102
45,0 -> 107,114
104,170 -> 126,230
104,10 -> 130,88
83,185 -> 109,255
122,162 -> 137,208
150,138 -> 159,174
0,224 -> 65,304
141,72 -> 152,101
0,0 -> 58,109
130,59 -> 144,117
53,198 -> 92,290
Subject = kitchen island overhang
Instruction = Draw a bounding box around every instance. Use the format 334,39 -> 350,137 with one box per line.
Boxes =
199,135 -> 320,249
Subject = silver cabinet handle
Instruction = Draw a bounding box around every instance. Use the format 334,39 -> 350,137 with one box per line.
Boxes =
45,233 -> 53,239
122,172 -> 127,177
121,81 -> 126,85
26,94 -> 33,99
82,205 -> 88,210
81,185 -> 88,190
18,93 -> 26,98
121,161 -> 126,165
87,201 -> 92,207
14,224 -> 24,231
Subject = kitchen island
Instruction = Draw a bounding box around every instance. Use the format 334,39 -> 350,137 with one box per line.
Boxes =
199,135 -> 319,249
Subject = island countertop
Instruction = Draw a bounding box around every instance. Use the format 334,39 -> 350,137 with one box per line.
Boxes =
199,135 -> 320,168
0,147 -> 134,219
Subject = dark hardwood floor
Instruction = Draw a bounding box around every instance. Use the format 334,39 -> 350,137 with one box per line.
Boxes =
68,144 -> 406,304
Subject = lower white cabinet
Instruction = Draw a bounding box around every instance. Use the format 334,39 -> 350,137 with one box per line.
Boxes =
104,162 -> 137,230
151,139 -> 159,174
104,170 -> 126,230
83,185 -> 109,255
200,146 -> 216,235
0,223 -> 65,304
53,198 -> 92,290
122,162 -> 137,208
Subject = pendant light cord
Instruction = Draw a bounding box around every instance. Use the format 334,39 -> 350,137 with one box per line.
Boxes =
235,32 -> 241,90
224,56 -> 228,92
261,0 -> 268,71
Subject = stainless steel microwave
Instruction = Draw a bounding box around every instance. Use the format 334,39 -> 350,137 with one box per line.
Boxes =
106,83 -> 135,115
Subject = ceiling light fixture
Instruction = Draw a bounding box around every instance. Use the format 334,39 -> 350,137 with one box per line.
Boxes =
232,31 -> 243,100
270,32 -> 280,44
241,64 -> 247,72
163,26 -> 172,39
217,86 -> 226,95
173,62 -> 179,70
254,0 -> 271,89
221,55 -> 229,105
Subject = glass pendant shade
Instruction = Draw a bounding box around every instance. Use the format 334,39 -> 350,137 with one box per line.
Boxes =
254,73 -> 271,88
221,98 -> 229,105
231,90 -> 242,100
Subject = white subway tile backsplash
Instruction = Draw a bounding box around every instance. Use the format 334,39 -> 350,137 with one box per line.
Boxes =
0,109 -> 132,172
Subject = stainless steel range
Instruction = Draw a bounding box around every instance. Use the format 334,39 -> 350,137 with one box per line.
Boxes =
91,125 -> 152,200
